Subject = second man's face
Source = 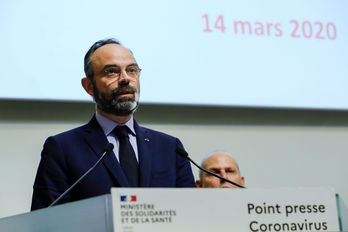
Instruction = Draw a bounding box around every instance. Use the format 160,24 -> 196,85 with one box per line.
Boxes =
201,153 -> 245,188
90,43 -> 140,116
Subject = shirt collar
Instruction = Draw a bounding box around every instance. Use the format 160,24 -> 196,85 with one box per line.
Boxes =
95,112 -> 136,136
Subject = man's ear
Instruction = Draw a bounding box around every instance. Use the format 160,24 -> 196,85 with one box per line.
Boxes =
195,180 -> 202,188
81,77 -> 95,97
241,176 -> 245,187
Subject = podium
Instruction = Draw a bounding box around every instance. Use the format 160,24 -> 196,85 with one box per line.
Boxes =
0,187 -> 348,232
337,195 -> 348,231
0,194 -> 114,232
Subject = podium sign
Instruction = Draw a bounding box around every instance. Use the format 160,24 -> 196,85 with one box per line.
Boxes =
111,187 -> 339,232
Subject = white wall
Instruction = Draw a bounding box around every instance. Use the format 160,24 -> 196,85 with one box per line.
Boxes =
1,101 -> 348,218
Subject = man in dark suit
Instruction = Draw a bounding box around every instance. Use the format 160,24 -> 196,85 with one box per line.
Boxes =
31,38 -> 195,210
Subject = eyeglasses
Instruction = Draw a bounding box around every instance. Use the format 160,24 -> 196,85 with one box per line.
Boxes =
103,65 -> 142,79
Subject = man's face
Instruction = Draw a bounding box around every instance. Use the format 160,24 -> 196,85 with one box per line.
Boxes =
200,153 -> 245,188
90,44 -> 140,116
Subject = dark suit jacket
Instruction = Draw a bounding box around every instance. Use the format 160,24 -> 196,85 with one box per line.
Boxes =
31,115 -> 195,210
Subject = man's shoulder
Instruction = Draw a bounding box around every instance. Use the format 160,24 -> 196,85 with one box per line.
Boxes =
53,124 -> 85,138
51,116 -> 99,141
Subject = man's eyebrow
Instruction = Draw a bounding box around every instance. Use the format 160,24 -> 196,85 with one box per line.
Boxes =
103,64 -> 120,68
103,63 -> 138,69
127,63 -> 139,67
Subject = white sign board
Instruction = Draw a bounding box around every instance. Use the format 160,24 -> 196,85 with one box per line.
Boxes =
111,187 -> 339,232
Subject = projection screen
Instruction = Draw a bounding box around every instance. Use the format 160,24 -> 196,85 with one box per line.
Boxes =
1,0 -> 347,110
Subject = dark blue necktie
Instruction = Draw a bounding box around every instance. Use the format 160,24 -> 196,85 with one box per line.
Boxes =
114,126 -> 139,187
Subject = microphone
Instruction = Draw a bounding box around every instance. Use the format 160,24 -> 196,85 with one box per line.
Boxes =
48,143 -> 114,208
176,147 -> 245,188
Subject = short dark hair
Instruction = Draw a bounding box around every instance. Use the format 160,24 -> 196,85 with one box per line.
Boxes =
84,38 -> 121,81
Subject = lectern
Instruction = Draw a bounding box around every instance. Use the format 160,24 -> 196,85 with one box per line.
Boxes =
0,187 -> 347,232
0,194 -> 113,232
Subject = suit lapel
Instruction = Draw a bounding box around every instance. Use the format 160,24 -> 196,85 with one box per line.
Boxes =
83,115 -> 129,187
135,121 -> 152,187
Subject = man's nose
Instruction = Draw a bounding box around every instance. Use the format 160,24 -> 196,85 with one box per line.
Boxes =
220,170 -> 228,178
219,171 -> 228,184
118,69 -> 130,83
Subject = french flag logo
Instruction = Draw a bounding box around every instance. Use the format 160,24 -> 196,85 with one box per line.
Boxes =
120,195 -> 137,202
130,195 -> 137,202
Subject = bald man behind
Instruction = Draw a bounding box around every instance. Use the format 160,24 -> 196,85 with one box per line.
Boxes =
196,151 -> 245,188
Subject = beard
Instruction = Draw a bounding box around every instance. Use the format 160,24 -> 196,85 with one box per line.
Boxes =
93,84 -> 139,116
